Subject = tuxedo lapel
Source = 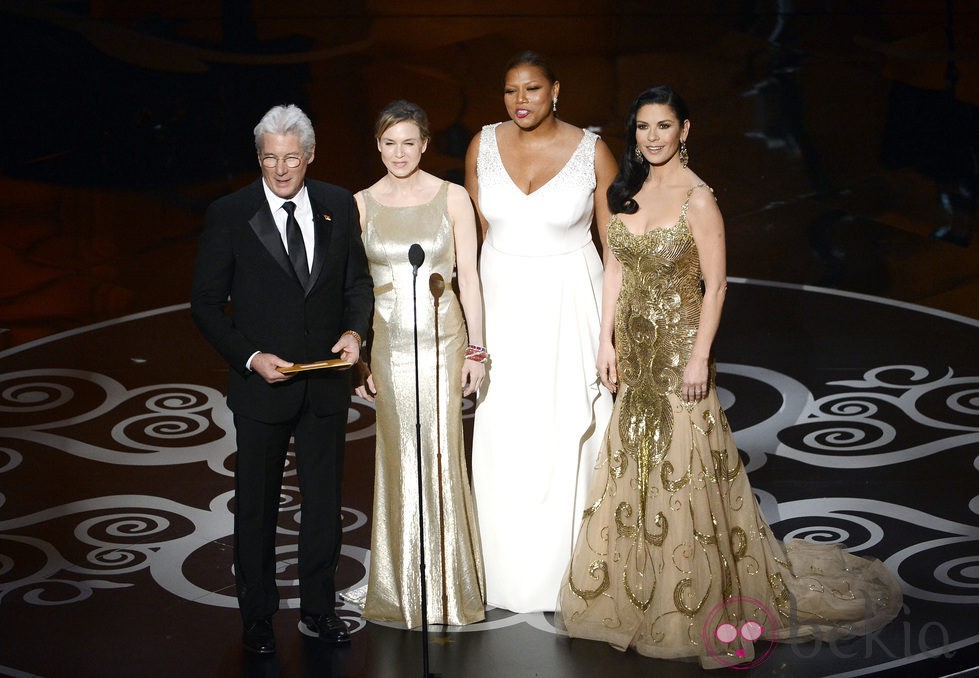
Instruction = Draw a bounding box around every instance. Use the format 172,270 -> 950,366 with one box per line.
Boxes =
248,204 -> 298,285
307,198 -> 334,293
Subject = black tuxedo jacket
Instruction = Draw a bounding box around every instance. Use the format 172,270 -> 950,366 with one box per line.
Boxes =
191,178 -> 373,423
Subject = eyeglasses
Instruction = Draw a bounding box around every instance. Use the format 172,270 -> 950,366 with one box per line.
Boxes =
260,154 -> 305,169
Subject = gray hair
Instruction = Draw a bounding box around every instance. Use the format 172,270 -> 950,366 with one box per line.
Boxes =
253,104 -> 315,154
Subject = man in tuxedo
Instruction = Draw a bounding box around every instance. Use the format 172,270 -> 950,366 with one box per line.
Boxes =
191,104 -> 373,654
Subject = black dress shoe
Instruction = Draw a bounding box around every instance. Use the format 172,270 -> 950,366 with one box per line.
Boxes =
243,618 -> 276,654
300,612 -> 351,644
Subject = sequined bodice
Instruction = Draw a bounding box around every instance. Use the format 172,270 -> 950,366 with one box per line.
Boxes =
609,184 -> 707,396
607,184 -> 708,469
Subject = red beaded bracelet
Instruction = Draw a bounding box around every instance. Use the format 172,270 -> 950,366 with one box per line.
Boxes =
466,344 -> 489,364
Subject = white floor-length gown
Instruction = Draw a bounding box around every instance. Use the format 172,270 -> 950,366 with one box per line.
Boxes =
472,122 -> 614,613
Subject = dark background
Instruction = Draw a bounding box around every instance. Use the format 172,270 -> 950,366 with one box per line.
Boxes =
2,0 -> 977,351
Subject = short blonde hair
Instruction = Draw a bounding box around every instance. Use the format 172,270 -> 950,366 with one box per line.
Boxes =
374,100 -> 431,142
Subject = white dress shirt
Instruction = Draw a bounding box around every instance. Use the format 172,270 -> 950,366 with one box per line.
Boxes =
261,180 -> 314,272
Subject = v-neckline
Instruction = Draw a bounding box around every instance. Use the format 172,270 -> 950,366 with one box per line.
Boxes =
493,125 -> 586,197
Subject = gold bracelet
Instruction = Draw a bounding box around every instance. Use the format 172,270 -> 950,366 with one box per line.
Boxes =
342,330 -> 362,345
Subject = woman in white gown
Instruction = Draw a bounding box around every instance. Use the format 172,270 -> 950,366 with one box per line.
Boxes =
464,51 -> 617,613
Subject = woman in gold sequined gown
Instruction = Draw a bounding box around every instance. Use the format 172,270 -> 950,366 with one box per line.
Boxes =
559,87 -> 902,668
351,101 -> 486,628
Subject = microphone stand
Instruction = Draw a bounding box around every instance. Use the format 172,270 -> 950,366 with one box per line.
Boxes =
408,244 -> 438,678
428,273 -> 449,623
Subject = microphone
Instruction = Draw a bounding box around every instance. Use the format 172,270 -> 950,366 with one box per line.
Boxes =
409,243 -> 425,271
428,273 -> 445,302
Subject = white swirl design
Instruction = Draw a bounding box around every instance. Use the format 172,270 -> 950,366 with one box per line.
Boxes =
720,364 -> 979,469
0,352 -> 975,674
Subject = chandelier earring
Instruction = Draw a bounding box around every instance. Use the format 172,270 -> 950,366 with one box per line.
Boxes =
634,146 -> 644,162
679,140 -> 689,168
552,97 -> 558,112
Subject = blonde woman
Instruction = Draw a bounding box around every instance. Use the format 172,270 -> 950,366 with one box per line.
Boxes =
353,100 -> 485,627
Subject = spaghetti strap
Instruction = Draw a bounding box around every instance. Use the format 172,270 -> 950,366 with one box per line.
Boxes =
679,182 -> 709,221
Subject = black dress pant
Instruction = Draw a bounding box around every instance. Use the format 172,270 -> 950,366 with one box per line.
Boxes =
232,395 -> 346,622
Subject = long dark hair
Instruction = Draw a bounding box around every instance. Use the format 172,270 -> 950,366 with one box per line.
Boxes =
607,86 -> 690,214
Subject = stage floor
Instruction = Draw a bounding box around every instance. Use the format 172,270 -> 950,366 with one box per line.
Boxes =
2,279 -> 977,678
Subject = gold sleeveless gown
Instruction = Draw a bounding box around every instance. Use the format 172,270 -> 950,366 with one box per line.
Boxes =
560,185 -> 902,667
361,182 -> 485,627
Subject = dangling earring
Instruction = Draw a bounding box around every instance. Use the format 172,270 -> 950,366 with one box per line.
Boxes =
634,146 -> 643,162
552,97 -> 558,112
680,140 -> 689,168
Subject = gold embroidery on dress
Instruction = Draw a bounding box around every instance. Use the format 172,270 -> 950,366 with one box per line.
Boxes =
769,572 -> 790,608
692,410 -> 715,437
720,554 -> 734,600
711,448 -> 743,483
730,527 -> 748,560
609,444 -> 628,479
674,578 -> 709,616
567,561 -> 611,600
597,187 -> 708,617
626,571 -> 657,612
661,461 -> 691,492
